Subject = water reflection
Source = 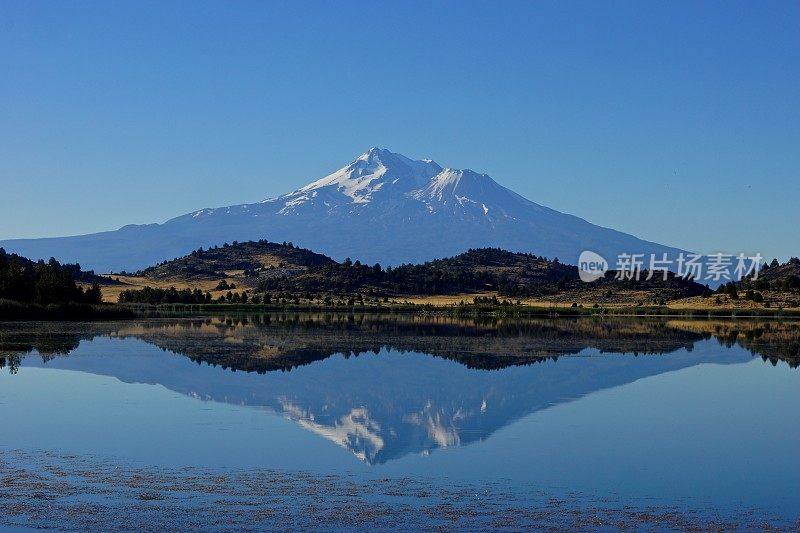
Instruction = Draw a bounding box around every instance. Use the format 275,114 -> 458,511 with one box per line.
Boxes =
1,315 -> 798,464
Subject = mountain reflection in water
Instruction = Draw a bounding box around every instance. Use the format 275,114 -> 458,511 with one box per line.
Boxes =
1,315 -> 798,464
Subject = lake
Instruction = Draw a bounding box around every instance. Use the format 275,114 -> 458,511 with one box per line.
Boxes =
1,314 -> 799,531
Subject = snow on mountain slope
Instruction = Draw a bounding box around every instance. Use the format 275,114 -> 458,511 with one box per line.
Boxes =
187,148 -> 546,222
295,148 -> 442,202
0,148 -> 686,272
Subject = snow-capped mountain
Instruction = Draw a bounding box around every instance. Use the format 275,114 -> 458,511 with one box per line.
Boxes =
0,148 -> 685,272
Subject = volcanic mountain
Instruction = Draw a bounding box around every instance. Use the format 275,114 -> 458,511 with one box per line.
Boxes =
1,148 -> 684,272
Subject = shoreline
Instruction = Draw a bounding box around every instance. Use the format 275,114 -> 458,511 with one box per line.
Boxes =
3,298 -> 800,321
0,299 -> 135,321
0,300 -> 800,322
129,301 -> 800,319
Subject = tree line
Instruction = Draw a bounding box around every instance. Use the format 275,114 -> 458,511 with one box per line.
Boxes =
0,248 -> 102,304
118,286 -> 213,304
117,286 -> 260,304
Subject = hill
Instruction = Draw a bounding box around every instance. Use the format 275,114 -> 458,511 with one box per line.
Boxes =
0,148 -> 685,272
259,246 -> 706,302
136,239 -> 335,281
112,241 -> 707,305
729,257 -> 800,309
753,257 -> 800,288
256,247 -> 573,296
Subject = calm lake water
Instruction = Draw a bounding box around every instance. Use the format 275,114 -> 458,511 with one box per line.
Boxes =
1,315 -> 799,531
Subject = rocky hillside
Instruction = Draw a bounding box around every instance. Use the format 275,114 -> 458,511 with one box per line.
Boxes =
753,258 -> 800,288
728,257 -> 800,308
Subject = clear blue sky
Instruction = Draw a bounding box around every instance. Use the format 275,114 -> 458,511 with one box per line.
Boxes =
1,1 -> 798,260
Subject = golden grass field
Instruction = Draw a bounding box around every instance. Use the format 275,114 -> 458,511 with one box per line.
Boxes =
395,293 -> 626,308
666,292 -> 800,311
90,275 -> 255,303
89,276 -> 800,311
396,291 -> 800,311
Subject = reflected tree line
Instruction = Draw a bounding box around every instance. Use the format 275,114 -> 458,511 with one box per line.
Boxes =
0,324 -> 87,373
104,314 -> 710,373
2,315 -> 799,374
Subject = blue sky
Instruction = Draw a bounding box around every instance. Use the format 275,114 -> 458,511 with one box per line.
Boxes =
1,1 -> 798,259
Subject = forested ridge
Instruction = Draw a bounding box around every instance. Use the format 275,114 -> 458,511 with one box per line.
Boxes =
0,248 -> 102,304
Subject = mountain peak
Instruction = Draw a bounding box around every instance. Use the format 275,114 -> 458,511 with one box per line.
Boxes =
0,147 -> 686,272
357,147 -> 390,161
353,147 -> 435,171
291,148 -> 442,205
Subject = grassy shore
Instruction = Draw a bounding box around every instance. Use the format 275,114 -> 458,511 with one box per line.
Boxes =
3,298 -> 797,322
122,301 -> 800,319
0,299 -> 136,321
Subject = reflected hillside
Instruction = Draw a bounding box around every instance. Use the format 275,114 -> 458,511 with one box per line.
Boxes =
3,315 -> 798,464
108,314 -> 710,373
667,319 -> 800,368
